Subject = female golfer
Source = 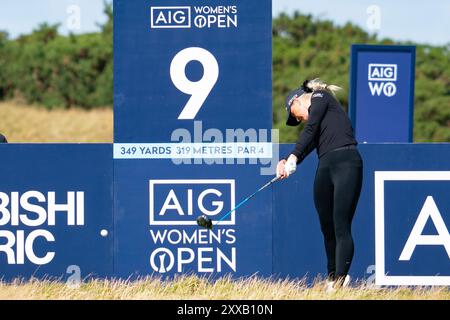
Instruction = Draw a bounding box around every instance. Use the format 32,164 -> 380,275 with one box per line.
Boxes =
276,79 -> 363,290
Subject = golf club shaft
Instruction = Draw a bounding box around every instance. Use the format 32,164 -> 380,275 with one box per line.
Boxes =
216,175 -> 280,225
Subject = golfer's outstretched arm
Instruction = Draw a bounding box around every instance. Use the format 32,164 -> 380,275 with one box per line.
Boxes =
289,93 -> 328,164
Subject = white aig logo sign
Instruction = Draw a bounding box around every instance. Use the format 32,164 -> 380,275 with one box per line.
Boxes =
149,179 -> 235,225
148,179 -> 237,274
150,7 -> 191,28
368,64 -> 397,97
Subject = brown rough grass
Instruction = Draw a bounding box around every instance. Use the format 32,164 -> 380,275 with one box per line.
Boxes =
0,276 -> 449,300
0,101 -> 113,143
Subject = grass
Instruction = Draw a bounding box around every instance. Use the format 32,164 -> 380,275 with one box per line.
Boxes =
0,276 -> 449,300
0,101 -> 113,143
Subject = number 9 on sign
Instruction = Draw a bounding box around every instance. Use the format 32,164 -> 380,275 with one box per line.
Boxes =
170,47 -> 219,120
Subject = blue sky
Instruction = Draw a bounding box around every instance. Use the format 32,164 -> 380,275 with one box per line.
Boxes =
0,0 -> 449,45
0,0 -> 109,38
273,0 -> 450,46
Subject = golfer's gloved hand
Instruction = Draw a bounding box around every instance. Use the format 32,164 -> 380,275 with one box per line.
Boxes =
284,156 -> 297,177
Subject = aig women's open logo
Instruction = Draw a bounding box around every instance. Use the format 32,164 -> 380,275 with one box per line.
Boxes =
368,63 -> 397,97
150,5 -> 238,29
148,180 -> 237,274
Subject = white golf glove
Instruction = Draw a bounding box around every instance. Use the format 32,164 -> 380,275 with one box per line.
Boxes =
284,157 -> 297,177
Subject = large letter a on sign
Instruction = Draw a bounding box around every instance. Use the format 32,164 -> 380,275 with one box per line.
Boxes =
399,196 -> 450,261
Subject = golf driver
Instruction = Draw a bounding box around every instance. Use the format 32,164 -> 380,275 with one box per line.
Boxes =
196,175 -> 280,230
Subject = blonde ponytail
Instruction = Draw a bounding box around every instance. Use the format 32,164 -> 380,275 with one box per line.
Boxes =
305,78 -> 342,96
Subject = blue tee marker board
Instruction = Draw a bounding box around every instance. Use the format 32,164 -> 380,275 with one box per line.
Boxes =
113,0 -> 274,278
114,0 -> 272,143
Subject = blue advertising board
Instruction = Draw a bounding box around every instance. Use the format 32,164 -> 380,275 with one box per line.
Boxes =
375,171 -> 450,285
349,45 -> 416,143
114,0 -> 272,143
114,160 -> 272,278
0,143 -> 447,284
0,144 -> 113,281
273,144 -> 450,285
112,0 -> 275,279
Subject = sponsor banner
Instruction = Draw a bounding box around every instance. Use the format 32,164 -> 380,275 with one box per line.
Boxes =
113,160 -> 272,278
0,143 -> 449,285
375,171 -> 450,285
273,144 -> 450,285
349,45 -> 416,143
114,0 -> 272,143
113,0 -> 273,278
113,143 -> 272,159
0,144 -> 113,280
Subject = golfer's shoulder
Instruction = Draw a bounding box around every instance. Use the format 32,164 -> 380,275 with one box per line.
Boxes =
311,90 -> 331,101
311,90 -> 333,109
314,90 -> 342,109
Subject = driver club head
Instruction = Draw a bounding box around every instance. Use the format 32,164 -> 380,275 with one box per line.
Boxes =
196,215 -> 213,230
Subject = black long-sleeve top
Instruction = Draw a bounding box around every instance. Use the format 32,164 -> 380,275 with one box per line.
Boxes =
286,90 -> 357,164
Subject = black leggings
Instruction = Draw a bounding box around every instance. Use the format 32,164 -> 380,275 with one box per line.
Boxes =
313,148 -> 363,280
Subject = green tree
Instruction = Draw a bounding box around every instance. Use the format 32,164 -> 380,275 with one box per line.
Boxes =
0,2 -> 113,109
273,12 -> 450,143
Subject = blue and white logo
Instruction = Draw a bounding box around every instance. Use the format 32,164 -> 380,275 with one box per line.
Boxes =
368,63 -> 398,97
148,180 -> 237,274
150,6 -> 238,29
375,171 -> 450,285
150,248 -> 174,273
150,7 -> 191,28
149,179 -> 235,226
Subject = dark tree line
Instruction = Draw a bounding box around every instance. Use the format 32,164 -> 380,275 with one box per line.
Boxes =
0,3 -> 112,109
